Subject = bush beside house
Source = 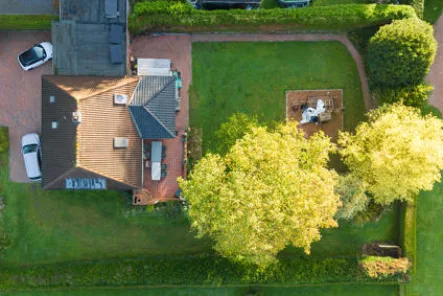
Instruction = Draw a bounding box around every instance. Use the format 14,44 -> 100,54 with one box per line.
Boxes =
360,256 -> 410,279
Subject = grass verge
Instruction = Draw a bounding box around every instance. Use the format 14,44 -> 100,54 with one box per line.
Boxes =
405,176 -> 443,295
424,0 -> 443,23
0,15 -> 58,30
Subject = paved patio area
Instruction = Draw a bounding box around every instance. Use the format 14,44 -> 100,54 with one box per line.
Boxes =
131,35 -> 191,204
0,31 -> 52,182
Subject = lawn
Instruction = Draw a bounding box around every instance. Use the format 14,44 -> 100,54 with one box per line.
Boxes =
190,40 -> 397,258
190,41 -> 366,153
404,177 -> 443,296
0,155 -> 210,266
424,0 -> 443,23
3,285 -> 398,295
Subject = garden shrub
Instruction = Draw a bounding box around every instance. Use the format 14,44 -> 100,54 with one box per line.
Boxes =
368,18 -> 437,88
376,84 -> 433,108
187,127 -> 203,171
0,127 -> 8,154
335,174 -> 369,221
129,2 -> 416,34
360,256 -> 410,279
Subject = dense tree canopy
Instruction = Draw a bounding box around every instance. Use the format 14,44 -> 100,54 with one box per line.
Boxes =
214,113 -> 259,155
179,122 -> 341,267
368,19 -> 437,87
338,104 -> 443,205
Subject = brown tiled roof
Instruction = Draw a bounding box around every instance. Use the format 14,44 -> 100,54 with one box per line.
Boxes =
42,75 -> 142,190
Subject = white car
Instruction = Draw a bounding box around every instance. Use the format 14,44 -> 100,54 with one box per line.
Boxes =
17,42 -> 53,71
21,133 -> 42,182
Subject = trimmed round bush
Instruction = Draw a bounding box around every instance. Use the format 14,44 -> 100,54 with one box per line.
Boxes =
368,19 -> 437,87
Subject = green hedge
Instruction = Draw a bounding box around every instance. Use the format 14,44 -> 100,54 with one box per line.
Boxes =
0,254 -> 400,290
0,15 -> 58,30
0,127 -> 8,154
128,3 -> 416,34
400,0 -> 424,18
398,202 -> 417,275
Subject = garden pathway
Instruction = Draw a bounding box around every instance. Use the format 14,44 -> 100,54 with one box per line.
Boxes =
427,14 -> 443,112
191,33 -> 372,111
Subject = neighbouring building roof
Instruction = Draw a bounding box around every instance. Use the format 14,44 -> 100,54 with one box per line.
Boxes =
52,0 -> 127,76
129,76 -> 177,139
41,75 -> 142,190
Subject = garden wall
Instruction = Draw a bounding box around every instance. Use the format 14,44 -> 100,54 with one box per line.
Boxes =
128,3 -> 416,34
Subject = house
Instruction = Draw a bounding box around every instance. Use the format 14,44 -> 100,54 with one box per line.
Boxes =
41,75 -> 178,190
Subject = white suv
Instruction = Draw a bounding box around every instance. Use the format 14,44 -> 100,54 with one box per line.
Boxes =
17,42 -> 53,71
21,133 -> 42,182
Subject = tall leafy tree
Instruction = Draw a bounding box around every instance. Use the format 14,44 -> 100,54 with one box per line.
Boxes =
179,122 -> 341,267
338,104 -> 443,205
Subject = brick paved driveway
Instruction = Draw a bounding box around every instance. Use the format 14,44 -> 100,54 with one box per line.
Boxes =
0,31 -> 52,182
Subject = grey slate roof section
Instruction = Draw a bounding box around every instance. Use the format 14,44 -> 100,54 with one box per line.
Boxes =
105,0 -> 118,18
52,22 -> 126,76
110,44 -> 123,64
129,76 -> 177,139
129,106 -> 175,139
60,0 -> 126,24
109,24 -> 123,44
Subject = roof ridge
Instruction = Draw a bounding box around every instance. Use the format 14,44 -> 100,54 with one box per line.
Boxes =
43,167 -> 77,190
143,106 -> 176,138
145,76 -> 175,105
77,76 -> 139,101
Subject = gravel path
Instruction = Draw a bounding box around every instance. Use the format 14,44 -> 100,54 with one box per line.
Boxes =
191,33 -> 372,111
427,14 -> 443,113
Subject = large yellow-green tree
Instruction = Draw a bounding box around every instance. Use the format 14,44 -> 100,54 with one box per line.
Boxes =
179,122 -> 341,267
338,104 -> 443,205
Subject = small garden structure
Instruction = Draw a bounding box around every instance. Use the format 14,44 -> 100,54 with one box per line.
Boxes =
286,89 -> 343,140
